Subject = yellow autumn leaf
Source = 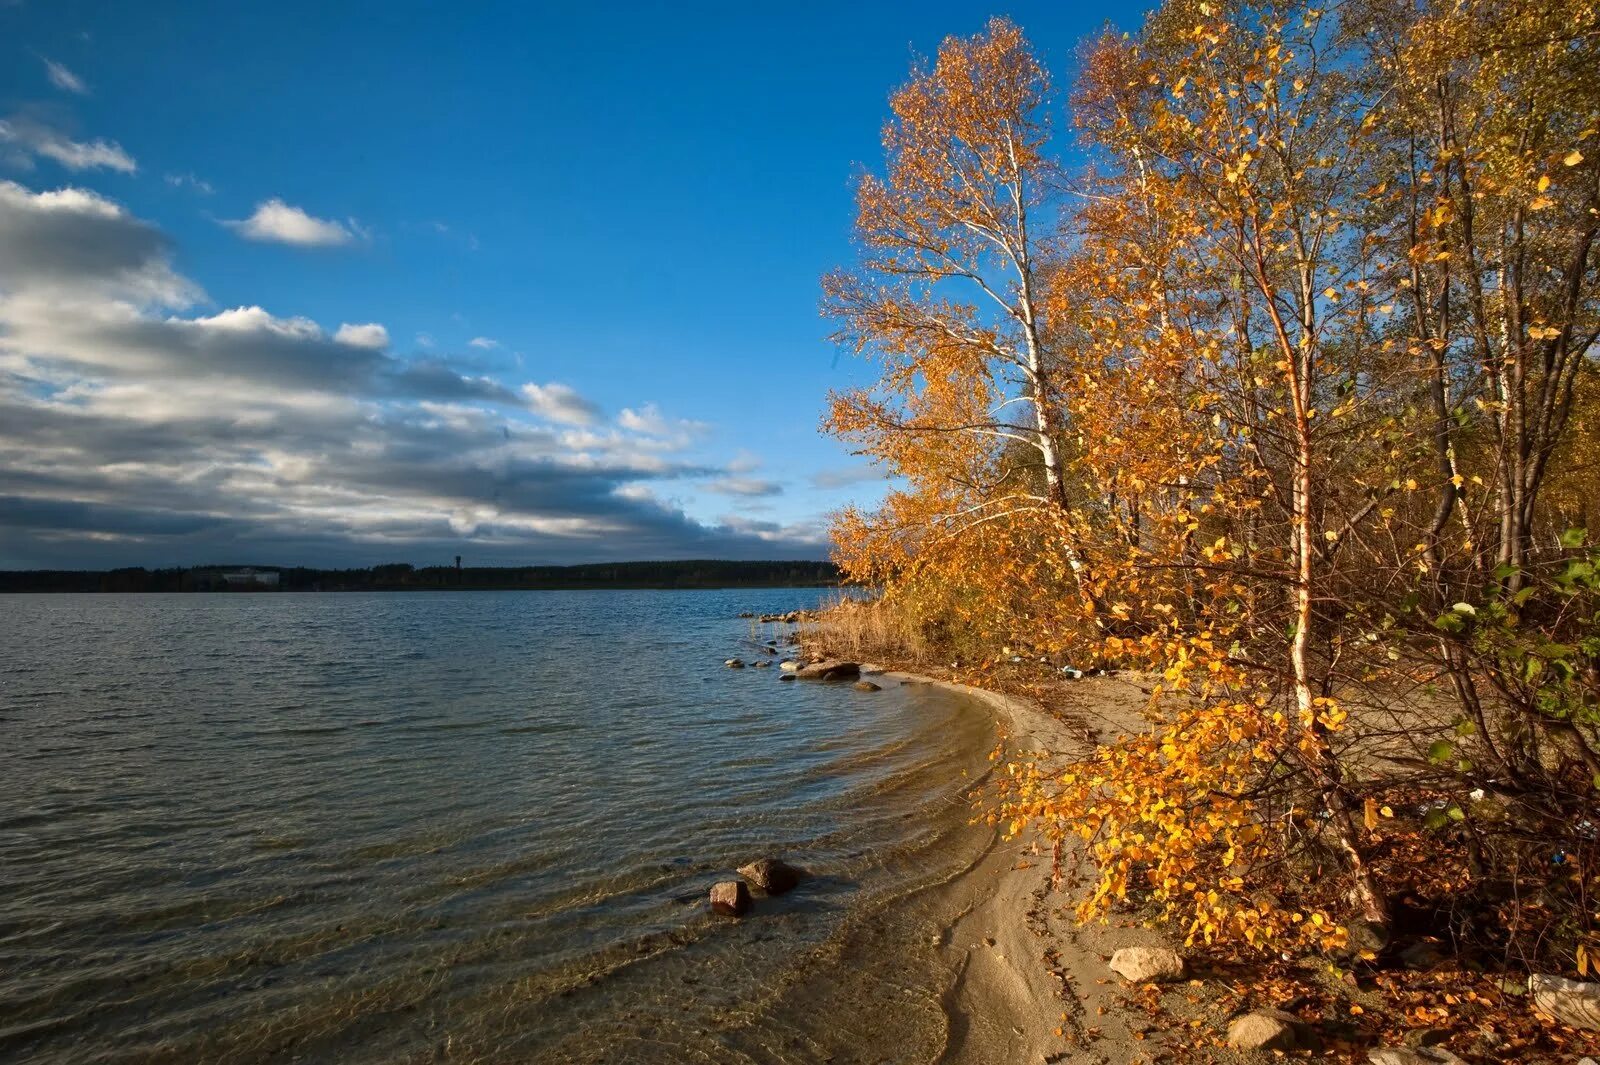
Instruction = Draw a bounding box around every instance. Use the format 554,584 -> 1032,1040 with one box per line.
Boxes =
1565,150 -> 1585,166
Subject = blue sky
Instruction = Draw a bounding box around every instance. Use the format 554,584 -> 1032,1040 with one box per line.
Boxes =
0,1 -> 1144,568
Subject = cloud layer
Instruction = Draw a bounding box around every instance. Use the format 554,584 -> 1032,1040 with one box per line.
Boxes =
0,180 -> 825,567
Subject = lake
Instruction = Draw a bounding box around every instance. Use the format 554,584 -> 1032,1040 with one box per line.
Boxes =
0,590 -> 995,1064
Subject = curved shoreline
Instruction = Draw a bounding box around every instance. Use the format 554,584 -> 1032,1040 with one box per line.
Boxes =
867,668 -> 1183,1065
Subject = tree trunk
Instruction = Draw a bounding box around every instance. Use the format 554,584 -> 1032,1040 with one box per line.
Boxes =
1288,365 -> 1391,946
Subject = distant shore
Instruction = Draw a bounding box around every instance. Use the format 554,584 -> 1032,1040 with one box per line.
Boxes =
0,559 -> 840,593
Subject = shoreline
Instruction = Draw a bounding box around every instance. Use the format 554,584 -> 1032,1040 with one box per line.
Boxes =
865,667 -> 1201,1065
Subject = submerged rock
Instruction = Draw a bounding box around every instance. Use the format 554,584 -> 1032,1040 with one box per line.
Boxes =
738,857 -> 804,895
724,658 -> 745,669
1109,946 -> 1186,983
778,674 -> 796,682
752,660 -> 773,669
795,660 -> 860,681
853,680 -> 881,692
709,880 -> 751,916
1531,973 -> 1600,1030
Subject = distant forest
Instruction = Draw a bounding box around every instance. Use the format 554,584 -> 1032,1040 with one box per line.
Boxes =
0,560 -> 841,593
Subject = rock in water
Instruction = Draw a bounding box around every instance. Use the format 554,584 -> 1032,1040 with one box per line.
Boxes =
1227,1009 -> 1303,1052
1369,1049 -> 1467,1065
738,857 -> 803,895
709,880 -> 751,916
778,660 -> 801,672
794,660 -> 860,681
1109,946 -> 1187,983
853,680 -> 881,692
1531,973 -> 1600,1030
778,674 -> 796,682
724,658 -> 745,669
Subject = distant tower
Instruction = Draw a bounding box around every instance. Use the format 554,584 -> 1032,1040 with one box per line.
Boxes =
455,555 -> 462,584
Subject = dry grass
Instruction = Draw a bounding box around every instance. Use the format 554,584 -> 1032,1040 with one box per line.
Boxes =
804,592 -> 933,664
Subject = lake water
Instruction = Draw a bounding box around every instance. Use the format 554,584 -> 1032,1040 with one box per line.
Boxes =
0,590 -> 995,1064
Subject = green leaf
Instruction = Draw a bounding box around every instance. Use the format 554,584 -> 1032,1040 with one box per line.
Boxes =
1424,808 -> 1450,830
1560,527 -> 1588,548
1428,739 -> 1454,763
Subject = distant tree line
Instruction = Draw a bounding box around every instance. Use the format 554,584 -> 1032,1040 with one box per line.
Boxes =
0,559 -> 840,593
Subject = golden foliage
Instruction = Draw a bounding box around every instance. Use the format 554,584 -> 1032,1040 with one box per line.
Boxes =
825,0 -> 1600,961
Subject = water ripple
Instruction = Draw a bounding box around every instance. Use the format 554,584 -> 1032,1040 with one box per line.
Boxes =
0,589 -> 991,1063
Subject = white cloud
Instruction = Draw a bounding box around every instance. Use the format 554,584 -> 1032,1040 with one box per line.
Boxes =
415,332 -> 435,348
227,198 -> 354,247
164,172 -> 214,195
727,449 -> 762,473
618,402 -> 710,438
334,322 -> 389,349
717,514 -> 829,546
521,382 -> 601,426
704,476 -> 783,497
0,118 -> 136,173
468,336 -> 501,350
42,57 -> 89,95
0,180 -> 195,306
810,465 -> 885,489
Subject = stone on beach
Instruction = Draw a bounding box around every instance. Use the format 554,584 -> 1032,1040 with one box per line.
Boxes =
794,660 -> 860,681
737,857 -> 803,895
709,880 -> 751,916
1369,1048 -> 1467,1065
1227,1009 -> 1304,1052
1531,973 -> 1600,1030
1108,945 -> 1186,983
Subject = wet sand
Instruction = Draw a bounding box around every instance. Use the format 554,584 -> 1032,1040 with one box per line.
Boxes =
678,667 -> 1195,1065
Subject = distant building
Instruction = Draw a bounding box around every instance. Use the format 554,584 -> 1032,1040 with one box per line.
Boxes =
221,568 -> 280,588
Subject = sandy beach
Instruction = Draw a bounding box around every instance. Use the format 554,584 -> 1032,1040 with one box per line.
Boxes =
885,669 -> 1208,1065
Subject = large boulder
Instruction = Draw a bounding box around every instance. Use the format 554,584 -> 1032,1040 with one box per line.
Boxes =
795,660 -> 860,681
738,857 -> 804,895
1227,1009 -> 1303,1052
709,880 -> 751,917
1369,1049 -> 1467,1065
1109,946 -> 1187,983
1531,973 -> 1600,1030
